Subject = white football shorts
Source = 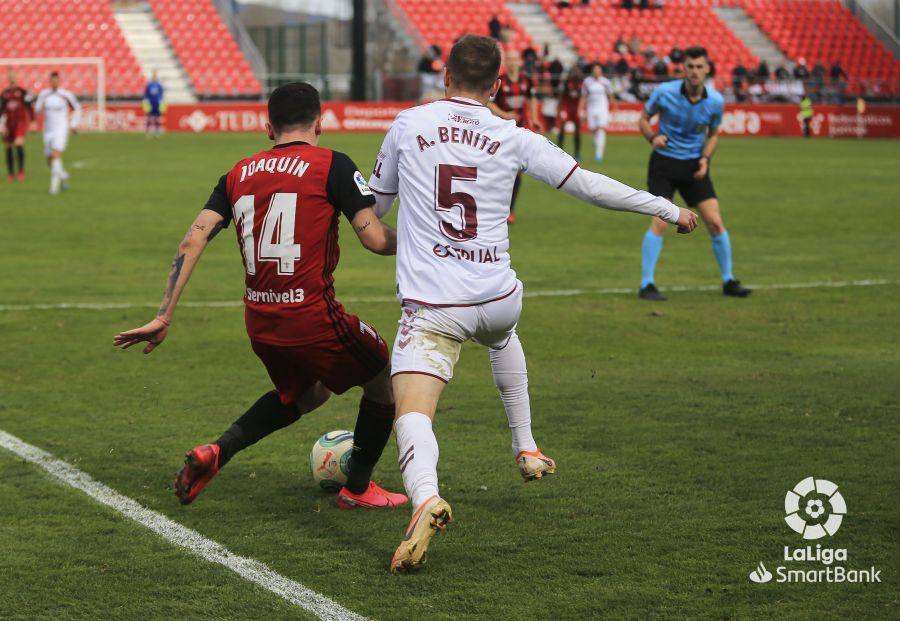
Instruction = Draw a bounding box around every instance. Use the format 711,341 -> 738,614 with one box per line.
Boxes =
43,129 -> 68,156
391,280 -> 523,383
586,108 -> 609,130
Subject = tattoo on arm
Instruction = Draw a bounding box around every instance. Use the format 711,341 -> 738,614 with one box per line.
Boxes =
206,221 -> 225,241
157,252 -> 185,317
354,220 -> 371,234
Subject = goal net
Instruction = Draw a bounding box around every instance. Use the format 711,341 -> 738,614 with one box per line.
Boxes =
0,57 -> 106,130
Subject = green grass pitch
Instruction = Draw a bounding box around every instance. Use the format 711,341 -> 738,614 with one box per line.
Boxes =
0,131 -> 898,620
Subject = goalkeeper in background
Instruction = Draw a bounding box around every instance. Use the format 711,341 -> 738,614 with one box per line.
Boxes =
143,71 -> 164,137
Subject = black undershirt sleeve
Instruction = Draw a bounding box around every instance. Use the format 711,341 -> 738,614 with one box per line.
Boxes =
202,173 -> 231,227
326,151 -> 376,222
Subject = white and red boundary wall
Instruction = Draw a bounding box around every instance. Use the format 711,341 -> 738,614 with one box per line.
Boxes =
72,101 -> 900,138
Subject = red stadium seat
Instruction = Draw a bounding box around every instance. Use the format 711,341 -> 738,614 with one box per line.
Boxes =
393,0 -> 897,90
741,0 -> 899,83
147,0 -> 261,98
0,0 -> 143,98
394,0 -> 536,62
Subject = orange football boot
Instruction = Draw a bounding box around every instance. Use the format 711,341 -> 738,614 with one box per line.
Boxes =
174,443 -> 221,505
336,481 -> 408,509
390,495 -> 452,573
515,448 -> 556,481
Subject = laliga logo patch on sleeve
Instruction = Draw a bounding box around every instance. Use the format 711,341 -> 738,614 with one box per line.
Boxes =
353,170 -> 373,196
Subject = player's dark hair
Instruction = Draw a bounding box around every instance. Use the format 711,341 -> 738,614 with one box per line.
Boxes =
685,46 -> 709,61
50,71 -> 59,78
267,82 -> 321,133
446,35 -> 502,93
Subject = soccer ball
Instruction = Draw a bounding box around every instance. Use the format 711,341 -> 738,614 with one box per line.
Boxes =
309,430 -> 354,492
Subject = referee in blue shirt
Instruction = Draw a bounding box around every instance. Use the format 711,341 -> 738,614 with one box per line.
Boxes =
637,46 -> 750,300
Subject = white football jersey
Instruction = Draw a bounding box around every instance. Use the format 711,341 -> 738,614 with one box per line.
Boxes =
36,88 -> 81,134
581,76 -> 612,112
369,97 -> 578,306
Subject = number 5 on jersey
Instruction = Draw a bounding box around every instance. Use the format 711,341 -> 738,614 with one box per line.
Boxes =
435,164 -> 478,241
233,193 -> 302,275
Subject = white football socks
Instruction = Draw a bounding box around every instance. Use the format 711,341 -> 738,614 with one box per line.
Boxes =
49,158 -> 63,193
490,333 -> 538,455
595,129 -> 606,160
394,412 -> 440,509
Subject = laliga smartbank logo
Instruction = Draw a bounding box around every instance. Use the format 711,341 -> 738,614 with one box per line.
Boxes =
784,476 -> 845,539
749,477 -> 881,585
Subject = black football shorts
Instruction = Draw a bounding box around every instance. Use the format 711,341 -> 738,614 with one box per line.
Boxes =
647,151 -> 717,207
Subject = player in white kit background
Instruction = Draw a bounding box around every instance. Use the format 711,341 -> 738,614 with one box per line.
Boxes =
35,71 -> 80,194
368,34 -> 698,573
579,63 -> 615,163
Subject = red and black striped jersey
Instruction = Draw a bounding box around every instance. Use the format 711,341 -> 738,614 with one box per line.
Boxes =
0,86 -> 33,125
203,141 -> 376,345
559,77 -> 583,107
494,73 -> 535,122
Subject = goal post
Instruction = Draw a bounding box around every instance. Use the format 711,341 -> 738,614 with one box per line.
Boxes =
0,57 -> 106,131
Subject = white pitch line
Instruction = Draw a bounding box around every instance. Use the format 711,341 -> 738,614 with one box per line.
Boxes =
0,429 -> 366,621
0,279 -> 892,313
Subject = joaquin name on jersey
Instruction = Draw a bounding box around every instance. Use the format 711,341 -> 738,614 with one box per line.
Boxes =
238,155 -> 312,182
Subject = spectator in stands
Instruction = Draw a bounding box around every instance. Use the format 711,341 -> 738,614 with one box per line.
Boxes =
809,62 -> 826,99
489,15 -> 501,40
775,65 -> 790,80
614,34 -> 629,56
417,45 -> 444,100
640,0 -> 650,9
629,34 -> 642,55
669,47 -> 685,65
603,59 -> 617,77
732,62 -> 748,102
653,56 -> 669,79
793,58 -> 810,80
755,60 -> 770,80
623,0 -> 634,9
654,0 -> 665,7
548,57 -> 565,91
614,56 -> 630,76
812,62 -> 826,81
830,61 -> 848,82
628,66 -> 644,99
522,46 -> 539,76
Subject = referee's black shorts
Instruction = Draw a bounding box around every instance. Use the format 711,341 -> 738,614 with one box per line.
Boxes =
647,151 -> 717,207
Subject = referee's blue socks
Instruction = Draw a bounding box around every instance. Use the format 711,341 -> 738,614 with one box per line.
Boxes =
711,230 -> 734,283
640,230 -> 664,288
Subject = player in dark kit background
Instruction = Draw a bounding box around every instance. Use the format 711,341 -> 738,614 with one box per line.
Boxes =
489,51 -> 543,224
1,70 -> 34,181
114,82 -> 408,510
555,65 -> 583,159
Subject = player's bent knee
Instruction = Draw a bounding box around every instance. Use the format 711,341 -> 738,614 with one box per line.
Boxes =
362,364 -> 394,405
392,373 -> 445,419
295,382 -> 331,415
705,220 -> 725,235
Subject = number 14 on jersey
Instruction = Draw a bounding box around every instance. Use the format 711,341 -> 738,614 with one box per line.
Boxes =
233,193 -> 303,275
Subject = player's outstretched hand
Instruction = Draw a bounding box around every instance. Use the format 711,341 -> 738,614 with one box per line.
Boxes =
113,317 -> 169,354
652,134 -> 668,150
675,208 -> 698,234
